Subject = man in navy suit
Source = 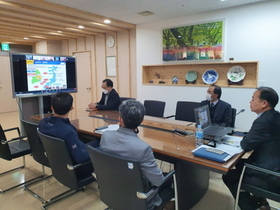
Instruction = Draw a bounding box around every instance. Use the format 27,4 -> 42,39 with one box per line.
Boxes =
223,87 -> 280,210
200,85 -> 232,126
88,79 -> 120,110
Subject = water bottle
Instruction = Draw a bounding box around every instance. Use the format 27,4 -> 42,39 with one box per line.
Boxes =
196,125 -> 204,147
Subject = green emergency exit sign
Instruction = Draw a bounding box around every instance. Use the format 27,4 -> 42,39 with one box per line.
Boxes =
1,43 -> 10,51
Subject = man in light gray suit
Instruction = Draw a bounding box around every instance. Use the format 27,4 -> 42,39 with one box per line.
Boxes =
100,99 -> 164,209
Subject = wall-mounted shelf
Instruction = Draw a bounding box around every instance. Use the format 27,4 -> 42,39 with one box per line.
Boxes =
142,61 -> 258,88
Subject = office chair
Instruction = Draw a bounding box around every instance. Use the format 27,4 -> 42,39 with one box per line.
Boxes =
87,145 -> 178,210
234,163 -> 280,210
21,120 -> 54,204
166,101 -> 200,122
37,130 -> 96,209
0,124 -> 43,193
119,97 -> 135,104
144,100 -> 166,118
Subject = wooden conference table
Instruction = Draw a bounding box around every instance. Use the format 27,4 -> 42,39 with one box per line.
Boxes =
31,109 -> 245,210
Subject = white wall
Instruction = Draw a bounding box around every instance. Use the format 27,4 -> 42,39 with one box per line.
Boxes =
136,0 -> 280,131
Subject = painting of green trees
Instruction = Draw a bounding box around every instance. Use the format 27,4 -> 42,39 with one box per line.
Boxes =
163,21 -> 223,61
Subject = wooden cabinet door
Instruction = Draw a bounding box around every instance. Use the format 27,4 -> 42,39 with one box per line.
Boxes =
0,55 -> 18,113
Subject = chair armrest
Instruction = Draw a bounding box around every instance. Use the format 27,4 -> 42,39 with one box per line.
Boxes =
67,160 -> 92,170
244,163 -> 280,177
137,170 -> 175,199
1,136 -> 28,144
3,127 -> 21,136
164,115 -> 175,119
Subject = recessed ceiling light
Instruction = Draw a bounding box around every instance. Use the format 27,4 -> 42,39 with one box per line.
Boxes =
57,31 -> 63,33
24,37 -> 29,40
78,25 -> 84,29
104,19 -> 111,24
138,11 -> 154,16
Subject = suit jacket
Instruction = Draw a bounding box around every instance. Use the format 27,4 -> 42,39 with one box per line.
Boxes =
100,126 -> 164,208
97,88 -> 120,110
241,109 -> 280,192
200,99 -> 232,126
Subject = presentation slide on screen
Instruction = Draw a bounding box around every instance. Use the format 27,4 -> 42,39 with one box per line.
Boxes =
26,59 -> 67,92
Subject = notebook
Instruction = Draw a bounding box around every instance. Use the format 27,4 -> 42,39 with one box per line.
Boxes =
194,105 -> 233,141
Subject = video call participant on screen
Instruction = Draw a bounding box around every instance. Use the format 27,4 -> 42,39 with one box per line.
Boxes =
223,87 -> 280,210
39,92 -> 99,178
200,85 -> 232,127
100,99 -> 164,209
88,79 -> 120,111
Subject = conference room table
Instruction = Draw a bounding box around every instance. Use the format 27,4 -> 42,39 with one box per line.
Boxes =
31,109 -> 245,210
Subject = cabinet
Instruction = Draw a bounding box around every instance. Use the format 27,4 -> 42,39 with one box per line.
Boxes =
142,61 -> 258,88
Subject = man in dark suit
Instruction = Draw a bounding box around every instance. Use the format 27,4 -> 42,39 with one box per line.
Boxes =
223,87 -> 280,210
88,79 -> 120,110
200,85 -> 232,126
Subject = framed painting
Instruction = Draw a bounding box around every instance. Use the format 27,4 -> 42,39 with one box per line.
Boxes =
163,20 -> 223,61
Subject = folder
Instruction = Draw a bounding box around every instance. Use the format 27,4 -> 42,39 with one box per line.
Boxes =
193,146 -> 230,163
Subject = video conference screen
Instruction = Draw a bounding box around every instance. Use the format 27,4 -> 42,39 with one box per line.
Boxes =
10,53 -> 77,98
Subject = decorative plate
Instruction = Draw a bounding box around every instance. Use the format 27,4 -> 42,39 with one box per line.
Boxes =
185,71 -> 197,82
202,69 -> 219,84
172,76 -> 178,84
227,66 -> 246,82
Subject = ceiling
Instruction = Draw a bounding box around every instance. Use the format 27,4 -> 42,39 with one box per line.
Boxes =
0,0 -> 265,45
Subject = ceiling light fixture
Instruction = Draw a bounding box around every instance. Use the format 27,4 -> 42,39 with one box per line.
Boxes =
24,37 -> 29,40
57,31 -> 63,33
78,25 -> 84,29
104,19 -> 111,24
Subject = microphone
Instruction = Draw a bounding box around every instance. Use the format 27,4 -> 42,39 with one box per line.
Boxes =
236,109 -> 245,115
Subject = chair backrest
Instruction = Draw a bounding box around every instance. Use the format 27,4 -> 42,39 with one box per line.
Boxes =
144,100 -> 166,118
119,97 -> 135,104
21,120 -> 50,167
87,145 -> 148,210
0,124 -> 12,160
175,101 -> 200,122
37,130 -> 80,190
231,108 -> 237,128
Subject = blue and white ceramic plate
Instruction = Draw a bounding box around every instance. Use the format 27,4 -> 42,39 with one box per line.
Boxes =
172,76 -> 178,84
202,69 -> 219,84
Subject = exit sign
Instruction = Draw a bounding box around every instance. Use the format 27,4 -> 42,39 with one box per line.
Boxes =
1,43 -> 10,51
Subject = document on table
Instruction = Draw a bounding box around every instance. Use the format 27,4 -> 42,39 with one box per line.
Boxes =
220,135 -> 243,147
94,124 -> 119,134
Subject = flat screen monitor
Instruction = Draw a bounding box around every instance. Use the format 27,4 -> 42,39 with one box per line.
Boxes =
10,52 -> 77,98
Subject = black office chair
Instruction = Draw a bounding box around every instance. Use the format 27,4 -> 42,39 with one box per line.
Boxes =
144,100 -> 166,118
0,124 -> 43,193
87,145 -> 177,210
21,120 -> 54,204
37,130 -> 96,209
234,163 -> 280,210
120,97 -> 135,104
165,101 -> 200,122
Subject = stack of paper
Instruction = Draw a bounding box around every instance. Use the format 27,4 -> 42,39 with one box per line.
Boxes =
94,124 -> 119,134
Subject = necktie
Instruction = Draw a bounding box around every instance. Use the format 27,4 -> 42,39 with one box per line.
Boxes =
104,95 -> 109,105
210,103 -> 214,107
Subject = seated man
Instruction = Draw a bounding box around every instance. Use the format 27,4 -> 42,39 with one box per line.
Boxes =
222,87 -> 280,210
88,79 -> 120,110
39,92 -> 99,178
100,99 -> 164,209
200,84 -> 232,126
